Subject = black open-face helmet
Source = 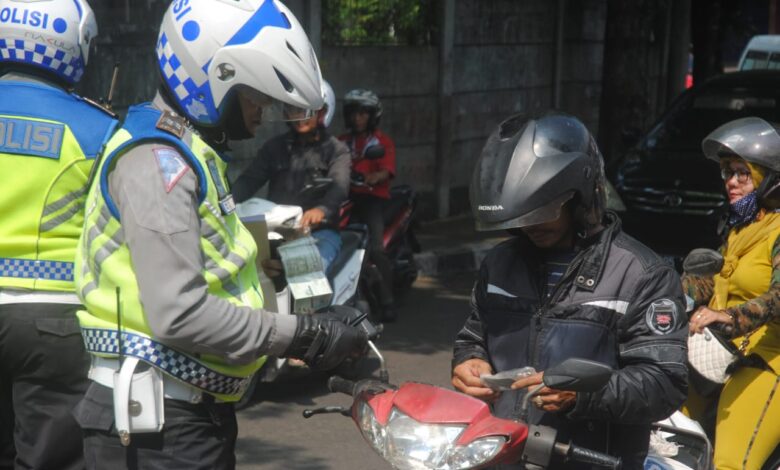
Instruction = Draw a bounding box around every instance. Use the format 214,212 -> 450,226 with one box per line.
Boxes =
702,117 -> 780,209
470,112 -> 607,232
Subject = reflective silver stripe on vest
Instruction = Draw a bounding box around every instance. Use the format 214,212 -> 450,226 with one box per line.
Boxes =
224,251 -> 247,272
86,205 -> 124,282
200,220 -> 248,280
201,222 -> 230,259
41,201 -> 84,232
43,187 -> 88,216
80,265 -> 97,299
81,328 -> 251,396
203,257 -> 233,283
0,257 -> 74,281
223,280 -> 242,298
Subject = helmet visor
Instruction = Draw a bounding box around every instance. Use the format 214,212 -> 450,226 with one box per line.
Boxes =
702,117 -> 780,171
237,86 -> 314,123
533,114 -> 591,157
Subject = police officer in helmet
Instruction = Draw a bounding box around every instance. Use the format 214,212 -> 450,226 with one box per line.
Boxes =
72,1 -> 367,467
452,112 -> 688,468
0,1 -> 117,469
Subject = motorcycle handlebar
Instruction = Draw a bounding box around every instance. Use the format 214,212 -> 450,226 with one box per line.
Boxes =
328,375 -> 357,396
559,443 -> 622,469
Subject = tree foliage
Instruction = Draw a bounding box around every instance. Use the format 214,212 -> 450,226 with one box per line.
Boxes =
323,0 -> 437,46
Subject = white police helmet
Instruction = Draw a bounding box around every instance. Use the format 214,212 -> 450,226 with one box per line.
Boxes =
320,79 -> 335,128
157,0 -> 324,127
0,0 -> 97,84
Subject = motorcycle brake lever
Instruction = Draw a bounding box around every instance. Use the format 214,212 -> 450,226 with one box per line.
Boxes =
302,406 -> 350,418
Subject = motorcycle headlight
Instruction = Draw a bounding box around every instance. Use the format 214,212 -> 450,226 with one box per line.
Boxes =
445,436 -> 506,469
356,403 -> 506,469
357,402 -> 387,454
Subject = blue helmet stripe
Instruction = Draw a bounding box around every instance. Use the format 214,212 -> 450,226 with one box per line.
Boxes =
73,0 -> 83,19
225,0 -> 290,47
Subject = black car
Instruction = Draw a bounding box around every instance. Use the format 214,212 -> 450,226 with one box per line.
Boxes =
613,70 -> 780,258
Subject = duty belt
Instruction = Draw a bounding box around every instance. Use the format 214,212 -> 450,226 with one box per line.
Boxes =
81,328 -> 251,396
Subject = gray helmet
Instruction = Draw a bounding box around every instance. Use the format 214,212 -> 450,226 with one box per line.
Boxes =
343,88 -> 383,130
702,117 -> 780,207
702,117 -> 780,171
470,112 -> 607,232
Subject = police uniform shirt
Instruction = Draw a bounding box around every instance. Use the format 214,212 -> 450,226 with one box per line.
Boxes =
104,93 -> 297,362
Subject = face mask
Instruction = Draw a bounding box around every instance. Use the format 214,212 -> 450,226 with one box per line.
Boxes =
728,190 -> 759,228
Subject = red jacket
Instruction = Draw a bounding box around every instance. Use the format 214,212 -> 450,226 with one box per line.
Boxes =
339,129 -> 396,199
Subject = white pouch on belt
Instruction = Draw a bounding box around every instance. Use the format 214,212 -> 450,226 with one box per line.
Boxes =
113,357 -> 165,445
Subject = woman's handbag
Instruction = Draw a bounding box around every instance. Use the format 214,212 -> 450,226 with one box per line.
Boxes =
688,327 -> 739,385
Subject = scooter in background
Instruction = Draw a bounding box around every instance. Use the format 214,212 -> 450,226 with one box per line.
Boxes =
350,145 -> 421,322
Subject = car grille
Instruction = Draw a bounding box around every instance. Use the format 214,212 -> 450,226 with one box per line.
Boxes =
619,185 -> 726,216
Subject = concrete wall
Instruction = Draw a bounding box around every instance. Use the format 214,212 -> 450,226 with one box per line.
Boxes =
75,0 -> 609,219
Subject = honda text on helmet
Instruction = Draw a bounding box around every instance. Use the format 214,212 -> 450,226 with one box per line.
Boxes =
156,0 -> 324,128
470,112 -> 607,231
702,116 -> 780,208
343,88 -> 382,131
0,0 -> 97,84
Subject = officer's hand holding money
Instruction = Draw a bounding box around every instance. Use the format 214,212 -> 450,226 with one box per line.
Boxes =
282,315 -> 369,370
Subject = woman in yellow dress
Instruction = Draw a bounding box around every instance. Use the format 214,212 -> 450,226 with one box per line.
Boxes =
684,117 -> 780,470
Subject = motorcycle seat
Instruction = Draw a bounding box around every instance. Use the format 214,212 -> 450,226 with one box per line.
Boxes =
327,230 -> 364,282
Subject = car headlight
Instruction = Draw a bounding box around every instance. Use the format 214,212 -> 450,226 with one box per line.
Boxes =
357,404 -> 506,469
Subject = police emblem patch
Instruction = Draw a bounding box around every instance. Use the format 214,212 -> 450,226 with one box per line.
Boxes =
645,298 -> 678,335
154,147 -> 189,193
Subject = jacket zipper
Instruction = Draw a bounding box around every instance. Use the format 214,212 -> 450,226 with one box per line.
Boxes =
529,251 -> 586,369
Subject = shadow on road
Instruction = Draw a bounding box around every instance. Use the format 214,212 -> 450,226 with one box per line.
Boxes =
374,274 -> 474,355
236,435 -> 333,469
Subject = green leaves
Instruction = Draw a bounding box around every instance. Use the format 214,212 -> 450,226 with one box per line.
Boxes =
322,0 -> 436,46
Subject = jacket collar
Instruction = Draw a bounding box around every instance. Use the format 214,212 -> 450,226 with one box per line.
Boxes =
572,211 -> 621,292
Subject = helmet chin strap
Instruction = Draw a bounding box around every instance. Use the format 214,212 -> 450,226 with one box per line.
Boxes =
157,82 -> 251,150
196,94 -> 252,149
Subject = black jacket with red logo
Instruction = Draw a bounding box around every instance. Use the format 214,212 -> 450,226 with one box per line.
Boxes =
453,212 -> 688,469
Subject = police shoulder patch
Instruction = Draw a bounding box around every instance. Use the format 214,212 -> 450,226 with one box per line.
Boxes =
645,298 -> 679,335
153,147 -> 190,193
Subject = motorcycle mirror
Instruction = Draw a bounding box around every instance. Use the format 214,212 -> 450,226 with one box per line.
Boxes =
364,144 -> 385,160
682,248 -> 723,277
543,358 -> 613,392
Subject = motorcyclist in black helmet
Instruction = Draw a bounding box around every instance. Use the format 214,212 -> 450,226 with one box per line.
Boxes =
451,112 -> 689,469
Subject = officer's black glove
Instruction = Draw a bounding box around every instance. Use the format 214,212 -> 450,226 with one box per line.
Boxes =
283,315 -> 369,370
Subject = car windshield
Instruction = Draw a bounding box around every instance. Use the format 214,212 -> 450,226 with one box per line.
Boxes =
643,84 -> 780,155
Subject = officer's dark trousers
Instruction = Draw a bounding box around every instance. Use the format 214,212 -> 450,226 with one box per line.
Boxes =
73,383 -> 237,470
0,302 -> 90,470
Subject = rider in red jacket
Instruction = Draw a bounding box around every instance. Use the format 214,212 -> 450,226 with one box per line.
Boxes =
339,89 -> 398,321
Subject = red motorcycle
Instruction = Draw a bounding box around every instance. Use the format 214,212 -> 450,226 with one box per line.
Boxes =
304,358 -> 622,469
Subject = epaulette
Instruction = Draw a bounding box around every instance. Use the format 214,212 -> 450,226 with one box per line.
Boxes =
80,96 -> 119,119
155,110 -> 188,139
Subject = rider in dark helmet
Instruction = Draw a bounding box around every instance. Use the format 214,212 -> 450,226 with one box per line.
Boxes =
452,112 -> 688,469
339,88 -> 398,321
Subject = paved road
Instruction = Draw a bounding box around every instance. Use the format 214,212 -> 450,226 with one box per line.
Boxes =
235,273 -> 475,469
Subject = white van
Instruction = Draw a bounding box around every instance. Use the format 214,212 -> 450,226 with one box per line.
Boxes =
737,35 -> 780,70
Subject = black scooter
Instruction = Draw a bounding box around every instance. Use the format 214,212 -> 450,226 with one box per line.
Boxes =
349,145 -> 420,322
